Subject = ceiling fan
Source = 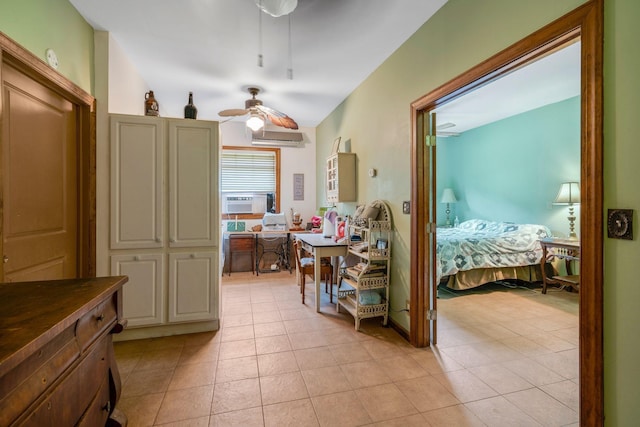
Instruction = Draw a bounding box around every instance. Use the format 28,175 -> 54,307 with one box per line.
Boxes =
218,87 -> 299,131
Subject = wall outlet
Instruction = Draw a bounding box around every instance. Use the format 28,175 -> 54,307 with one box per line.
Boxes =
403,201 -> 411,214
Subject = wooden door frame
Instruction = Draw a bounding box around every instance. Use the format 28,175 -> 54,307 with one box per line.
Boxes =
0,32 -> 96,277
410,1 -> 603,425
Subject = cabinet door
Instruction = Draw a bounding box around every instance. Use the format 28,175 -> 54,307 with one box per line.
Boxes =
110,115 -> 164,249
110,254 -> 164,327
326,153 -> 356,203
168,251 -> 218,322
168,120 -> 218,248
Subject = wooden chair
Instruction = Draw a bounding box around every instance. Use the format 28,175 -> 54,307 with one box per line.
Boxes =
293,240 -> 333,304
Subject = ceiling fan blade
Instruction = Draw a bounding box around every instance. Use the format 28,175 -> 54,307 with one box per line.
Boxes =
218,108 -> 249,117
256,105 -> 299,130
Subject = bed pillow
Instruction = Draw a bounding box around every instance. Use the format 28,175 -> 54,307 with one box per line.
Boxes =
361,205 -> 380,220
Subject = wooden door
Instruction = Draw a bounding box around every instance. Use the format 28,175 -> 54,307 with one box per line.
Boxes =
1,62 -> 78,281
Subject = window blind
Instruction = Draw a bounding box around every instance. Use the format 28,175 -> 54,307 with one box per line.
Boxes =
220,149 -> 276,193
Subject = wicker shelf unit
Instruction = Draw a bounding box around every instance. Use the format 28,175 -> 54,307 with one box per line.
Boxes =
337,202 -> 391,330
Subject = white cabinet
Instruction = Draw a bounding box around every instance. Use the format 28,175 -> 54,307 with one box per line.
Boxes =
326,152 -> 356,203
168,122 -> 218,247
168,252 -> 217,322
110,116 -> 164,249
109,114 -> 219,336
110,254 -> 164,327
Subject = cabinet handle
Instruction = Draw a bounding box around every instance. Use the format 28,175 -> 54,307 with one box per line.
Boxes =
102,401 -> 111,412
170,238 -> 175,243
134,255 -> 140,261
190,253 -> 196,258
96,314 -> 105,322
2,255 -> 7,263
156,237 -> 162,243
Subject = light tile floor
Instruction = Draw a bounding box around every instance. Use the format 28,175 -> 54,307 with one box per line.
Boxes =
114,272 -> 579,426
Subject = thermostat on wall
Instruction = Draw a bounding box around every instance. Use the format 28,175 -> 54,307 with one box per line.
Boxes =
45,48 -> 59,69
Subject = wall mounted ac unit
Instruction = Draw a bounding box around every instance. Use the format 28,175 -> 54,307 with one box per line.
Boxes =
252,130 -> 304,147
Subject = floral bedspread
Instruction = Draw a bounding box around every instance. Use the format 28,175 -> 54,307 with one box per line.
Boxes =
437,219 -> 552,283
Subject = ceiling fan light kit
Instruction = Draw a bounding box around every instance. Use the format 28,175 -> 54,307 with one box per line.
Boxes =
247,112 -> 265,131
255,0 -> 298,17
219,87 -> 299,131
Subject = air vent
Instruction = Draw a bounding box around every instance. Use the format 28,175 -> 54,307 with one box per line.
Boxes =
252,130 -> 303,147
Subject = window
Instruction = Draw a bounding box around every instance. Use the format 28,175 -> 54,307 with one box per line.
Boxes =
221,146 -> 281,219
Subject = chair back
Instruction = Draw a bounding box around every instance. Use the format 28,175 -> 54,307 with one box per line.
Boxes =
292,240 -> 304,272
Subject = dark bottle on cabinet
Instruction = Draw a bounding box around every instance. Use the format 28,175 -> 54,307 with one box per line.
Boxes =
184,92 -> 198,119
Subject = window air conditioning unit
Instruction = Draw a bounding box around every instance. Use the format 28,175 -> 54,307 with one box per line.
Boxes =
251,130 -> 303,147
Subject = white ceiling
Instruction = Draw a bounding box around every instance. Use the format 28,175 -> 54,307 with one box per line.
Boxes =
69,0 -> 579,132
435,41 -> 581,135
69,0 -> 448,127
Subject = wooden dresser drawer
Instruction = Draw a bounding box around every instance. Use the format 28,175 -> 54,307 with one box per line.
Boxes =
0,326 -> 79,426
18,338 -> 109,427
229,235 -> 255,251
77,375 -> 110,427
75,337 -> 110,421
75,295 -> 117,351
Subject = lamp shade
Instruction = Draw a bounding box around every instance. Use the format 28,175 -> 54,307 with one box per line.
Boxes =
553,182 -> 580,205
246,112 -> 265,131
441,188 -> 458,204
255,0 -> 298,17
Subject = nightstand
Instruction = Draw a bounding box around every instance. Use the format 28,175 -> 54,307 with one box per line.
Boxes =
539,237 -> 580,294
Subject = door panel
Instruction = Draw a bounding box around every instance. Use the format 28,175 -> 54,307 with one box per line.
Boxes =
168,120 -> 218,248
168,251 -> 217,323
2,63 -> 77,281
427,112 -> 438,344
110,115 -> 164,249
110,254 -> 164,327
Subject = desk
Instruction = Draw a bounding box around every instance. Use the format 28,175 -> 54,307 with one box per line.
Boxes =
539,237 -> 580,294
228,234 -> 255,275
294,233 -> 348,312
224,230 -> 297,275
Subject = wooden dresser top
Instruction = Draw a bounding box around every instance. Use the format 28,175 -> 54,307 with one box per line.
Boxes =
0,276 -> 127,377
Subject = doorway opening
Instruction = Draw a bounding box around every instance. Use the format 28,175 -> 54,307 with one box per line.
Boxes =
410,1 -> 603,424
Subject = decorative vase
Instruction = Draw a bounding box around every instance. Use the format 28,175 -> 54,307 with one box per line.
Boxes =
144,91 -> 160,116
184,92 -> 198,119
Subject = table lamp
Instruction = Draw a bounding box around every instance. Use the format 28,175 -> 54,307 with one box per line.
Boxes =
553,182 -> 580,239
441,188 -> 458,227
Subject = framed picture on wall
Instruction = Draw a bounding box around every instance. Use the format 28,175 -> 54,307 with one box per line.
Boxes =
293,173 -> 304,201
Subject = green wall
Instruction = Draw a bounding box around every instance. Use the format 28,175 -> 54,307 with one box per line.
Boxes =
437,97 -> 580,236
317,0 -> 639,424
316,0 -> 586,330
603,0 -> 640,424
0,0 -> 94,93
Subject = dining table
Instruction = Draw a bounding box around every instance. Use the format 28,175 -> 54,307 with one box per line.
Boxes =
294,232 -> 348,312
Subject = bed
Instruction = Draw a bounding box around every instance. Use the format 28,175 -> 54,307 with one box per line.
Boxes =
437,219 -> 552,290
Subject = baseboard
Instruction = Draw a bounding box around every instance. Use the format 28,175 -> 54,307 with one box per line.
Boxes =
388,317 -> 410,342
114,319 -> 220,342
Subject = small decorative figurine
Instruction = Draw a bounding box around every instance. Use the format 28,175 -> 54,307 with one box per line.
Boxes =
145,91 -> 160,116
